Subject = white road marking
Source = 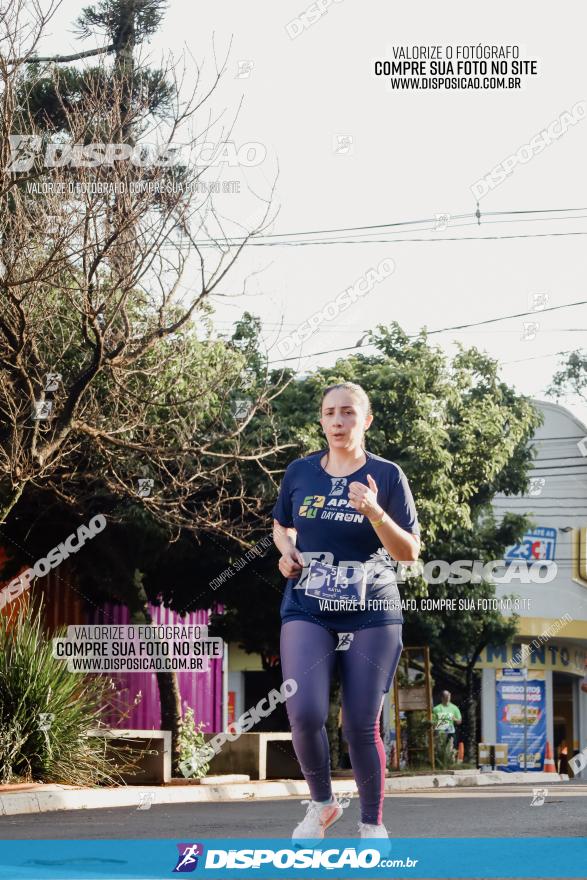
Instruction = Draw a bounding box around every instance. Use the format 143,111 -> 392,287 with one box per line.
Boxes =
386,786 -> 587,799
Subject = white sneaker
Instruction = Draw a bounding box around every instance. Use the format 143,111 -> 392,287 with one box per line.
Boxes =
292,798 -> 343,841
358,821 -> 389,838
358,821 -> 391,855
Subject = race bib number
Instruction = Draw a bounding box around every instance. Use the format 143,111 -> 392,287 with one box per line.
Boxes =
304,559 -> 368,604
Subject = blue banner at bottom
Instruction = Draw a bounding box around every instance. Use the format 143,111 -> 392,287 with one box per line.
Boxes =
0,838 -> 585,879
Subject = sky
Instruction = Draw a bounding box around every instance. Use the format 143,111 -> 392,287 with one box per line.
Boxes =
33,0 -> 587,428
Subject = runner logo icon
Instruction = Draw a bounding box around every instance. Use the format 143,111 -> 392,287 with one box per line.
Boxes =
329,477 -> 347,496
173,843 -> 204,872
336,632 -> 354,651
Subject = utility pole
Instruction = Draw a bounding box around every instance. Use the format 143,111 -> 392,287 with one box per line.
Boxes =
520,642 -> 529,773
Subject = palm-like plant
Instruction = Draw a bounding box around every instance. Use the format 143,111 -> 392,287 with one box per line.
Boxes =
0,597 -> 135,784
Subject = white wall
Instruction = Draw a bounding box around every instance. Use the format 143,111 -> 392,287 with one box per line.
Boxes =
493,400 -> 587,625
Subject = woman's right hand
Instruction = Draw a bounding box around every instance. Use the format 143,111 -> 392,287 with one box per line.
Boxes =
278,548 -> 305,579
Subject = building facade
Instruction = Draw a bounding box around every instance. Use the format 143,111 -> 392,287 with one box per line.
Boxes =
479,400 -> 587,771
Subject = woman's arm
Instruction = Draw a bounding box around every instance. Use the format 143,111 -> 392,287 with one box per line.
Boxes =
273,519 -> 305,577
273,520 -> 297,556
370,517 -> 420,563
348,473 -> 420,563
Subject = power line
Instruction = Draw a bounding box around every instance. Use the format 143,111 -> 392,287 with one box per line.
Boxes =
203,206 -> 587,244
266,326 -> 585,335
503,348 -> 586,365
178,206 -> 587,247
163,210 -> 587,253
414,301 -> 587,334
268,299 -> 587,364
188,227 -> 587,248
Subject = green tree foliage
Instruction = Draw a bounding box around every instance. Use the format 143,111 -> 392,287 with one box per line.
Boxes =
16,0 -> 173,138
547,350 -> 587,404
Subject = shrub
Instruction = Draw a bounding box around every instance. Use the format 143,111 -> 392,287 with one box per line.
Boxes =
0,598 -> 135,785
434,730 -> 457,770
178,706 -> 213,778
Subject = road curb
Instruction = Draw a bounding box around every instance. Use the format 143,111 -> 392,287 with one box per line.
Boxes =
0,771 -> 563,816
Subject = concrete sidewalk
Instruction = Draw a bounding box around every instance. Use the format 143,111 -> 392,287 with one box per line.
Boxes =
0,770 -> 565,816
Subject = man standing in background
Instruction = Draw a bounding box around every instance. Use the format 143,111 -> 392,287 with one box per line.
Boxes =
432,690 -> 462,751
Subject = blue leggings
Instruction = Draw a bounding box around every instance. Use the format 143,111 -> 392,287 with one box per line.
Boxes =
280,619 -> 403,825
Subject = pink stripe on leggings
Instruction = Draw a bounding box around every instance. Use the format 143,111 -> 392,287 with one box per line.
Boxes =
374,695 -> 386,825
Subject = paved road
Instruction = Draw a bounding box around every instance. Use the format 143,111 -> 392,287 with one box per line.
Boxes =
0,782 -> 585,839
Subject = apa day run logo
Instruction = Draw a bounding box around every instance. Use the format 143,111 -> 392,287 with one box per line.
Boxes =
298,494 -> 325,518
298,476 -> 348,518
173,842 -> 204,872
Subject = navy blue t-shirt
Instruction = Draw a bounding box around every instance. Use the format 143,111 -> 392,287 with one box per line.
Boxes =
272,449 -> 420,631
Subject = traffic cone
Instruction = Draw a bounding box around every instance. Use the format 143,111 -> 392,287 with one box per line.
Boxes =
457,741 -> 464,763
543,741 -> 556,773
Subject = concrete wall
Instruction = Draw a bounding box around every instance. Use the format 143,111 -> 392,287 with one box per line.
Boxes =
481,667 -> 496,742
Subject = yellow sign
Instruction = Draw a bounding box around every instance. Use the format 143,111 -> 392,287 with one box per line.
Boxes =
473,643 -> 586,676
572,526 -> 587,588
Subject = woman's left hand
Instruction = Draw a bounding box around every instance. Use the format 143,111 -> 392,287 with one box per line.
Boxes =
348,474 -> 384,521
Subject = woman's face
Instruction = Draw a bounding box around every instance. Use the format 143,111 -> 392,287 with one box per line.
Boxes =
320,389 -> 373,451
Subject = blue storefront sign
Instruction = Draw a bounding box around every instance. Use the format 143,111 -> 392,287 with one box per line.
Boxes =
496,668 -> 547,771
504,526 -> 557,562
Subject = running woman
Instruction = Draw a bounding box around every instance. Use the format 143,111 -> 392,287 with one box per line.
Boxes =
272,382 -> 420,841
